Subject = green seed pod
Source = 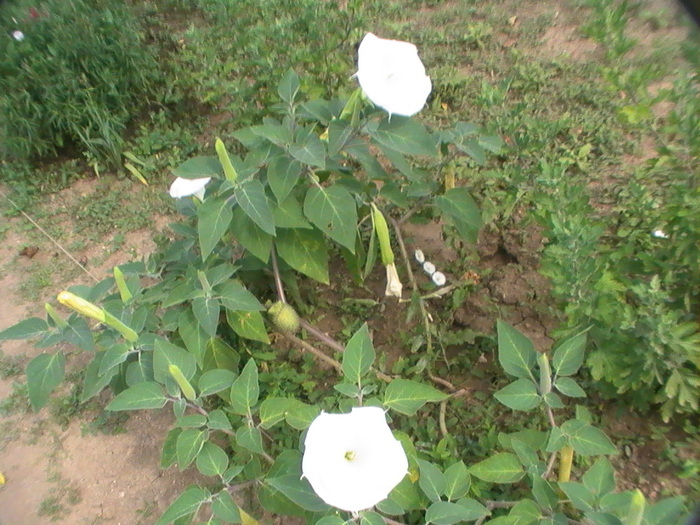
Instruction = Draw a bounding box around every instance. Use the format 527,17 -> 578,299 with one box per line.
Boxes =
169,364 -> 197,401
371,203 -> 394,266
268,301 -> 301,333
215,137 -> 238,182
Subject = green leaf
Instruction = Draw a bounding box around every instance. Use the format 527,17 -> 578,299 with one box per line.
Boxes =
495,378 -> 541,411
508,499 -> 541,524
176,428 -> 207,470
559,482 -> 595,511
316,517 -> 347,525
435,188 -> 482,244
230,359 -> 259,415
497,320 -> 537,381
456,498 -> 490,521
511,438 -> 541,468
198,369 -> 237,397
289,134 -> 326,168
554,377 -> 586,398
642,497 -> 685,525
259,397 -> 318,429
0,317 -> 48,340
469,453 -> 525,483
204,337 -> 241,373
278,69 -> 300,103
443,461 -> 471,501
192,296 -> 220,336
583,457 -> 616,498
226,310 -> 270,344
268,157 -> 302,203
196,442 -> 229,477
231,207 -> 273,263
62,316 -> 95,352
544,392 -> 564,408
284,401 -> 320,430
388,476 -> 422,511
107,382 -> 167,411
384,379 -> 449,416
342,323 -> 375,384
178,310 -> 208,368
304,185 -> 358,253
235,178 -> 275,235
584,512 -> 623,525
267,474 -> 330,512
207,409 -> 233,431
161,428 -> 182,469
98,343 -> 132,376
360,511 -> 386,525
212,490 -> 241,523
371,116 -> 437,157
198,195 -> 233,260
172,156 -> 222,180
236,426 -> 265,454
532,476 -> 558,510
552,330 -> 587,376
564,423 -> 617,456
418,459 -> 445,503
155,486 -> 209,525
26,352 -> 66,410
274,196 -> 312,229
154,339 -> 197,383
81,353 -> 119,402
217,280 -> 263,312
426,501 -> 480,525
276,228 -> 329,284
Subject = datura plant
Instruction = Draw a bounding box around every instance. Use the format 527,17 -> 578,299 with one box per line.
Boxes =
0,33 -> 691,525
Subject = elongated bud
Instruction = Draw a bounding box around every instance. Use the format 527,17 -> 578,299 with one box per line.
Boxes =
45,303 -> 68,329
444,162 -> 456,191
624,490 -> 645,525
339,88 -> 363,127
215,138 -> 238,182
169,364 -> 197,401
371,204 -> 394,265
113,267 -> 132,303
558,445 -> 574,483
537,353 -> 552,395
57,291 -> 106,323
103,312 -> 140,343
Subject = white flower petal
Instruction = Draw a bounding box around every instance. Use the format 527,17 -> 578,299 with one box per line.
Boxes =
302,407 -> 408,512
432,271 -> 446,286
423,261 -> 436,275
12,30 -> 24,41
414,249 -> 425,264
169,177 -> 211,199
356,33 -> 432,117
652,229 -> 668,239
384,263 -> 403,298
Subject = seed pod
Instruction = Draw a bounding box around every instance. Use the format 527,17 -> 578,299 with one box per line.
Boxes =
268,301 -> 301,333
169,364 -> 197,401
215,137 -> 238,182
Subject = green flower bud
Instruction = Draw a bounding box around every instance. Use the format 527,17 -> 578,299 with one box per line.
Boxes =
215,137 -> 238,182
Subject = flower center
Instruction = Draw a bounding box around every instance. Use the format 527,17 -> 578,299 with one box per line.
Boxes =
344,450 -> 356,462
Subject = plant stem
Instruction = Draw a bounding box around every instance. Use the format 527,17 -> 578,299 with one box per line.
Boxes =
270,245 -> 287,304
300,319 -> 346,353
279,331 -> 344,373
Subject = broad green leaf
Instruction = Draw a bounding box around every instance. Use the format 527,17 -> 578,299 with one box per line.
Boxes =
99,343 -> 132,376
226,310 -> 270,344
443,461 -> 471,501
342,323 -> 375,384
176,414 -> 207,428
511,438 -> 540,468
196,442 -> 229,477
176,428 -> 207,470
81,353 -> 119,402
268,156 -> 302,203
584,512 -> 623,525
278,69 -> 300,103
435,188 -> 482,244
198,195 -> 233,260
532,476 -> 558,510
418,459 -> 445,503
231,207 -> 273,263
304,185 -> 357,253
26,352 -> 66,410
235,178 -> 275,235
388,476 -> 422,511
267,474 -> 330,512
274,196 -> 312,229
544,392 -> 564,408
172,156 -> 222,180
583,457 -> 616,498
498,430 -> 548,452
642,497 -> 685,525
494,378 -> 541,411
426,501 -> 479,525
456,498 -> 490,521
559,482 -> 595,512
107,382 -> 167,411
276,228 -> 329,284
62,316 -> 95,352
497,320 -> 537,381
217,281 -> 263,312
198,369 -> 237,397
154,339 -> 197,383
554,377 -> 586,398
371,116 -> 437,157
212,489 -> 241,523
207,409 -> 233,431
259,397 -> 302,428
236,426 -> 265,454
230,359 -> 259,415
469,453 -> 524,483
0,317 -> 48,340
204,337 -> 241,373
192,296 -> 220,336
178,310 -> 208,368
508,499 -> 541,524
360,511 -> 386,525
316,518 -> 346,525
552,330 -> 587,376
161,428 -> 182,469
251,123 -> 292,146
568,425 -> 617,456
155,485 -> 209,525
284,401 -> 320,430
289,134 -> 326,168
384,379 -> 449,416
376,498 -> 405,516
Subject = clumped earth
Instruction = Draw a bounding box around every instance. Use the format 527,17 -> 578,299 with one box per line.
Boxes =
1,0 -> 698,523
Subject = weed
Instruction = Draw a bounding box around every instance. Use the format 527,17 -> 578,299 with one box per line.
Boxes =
0,381 -> 31,416
0,350 -> 23,379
